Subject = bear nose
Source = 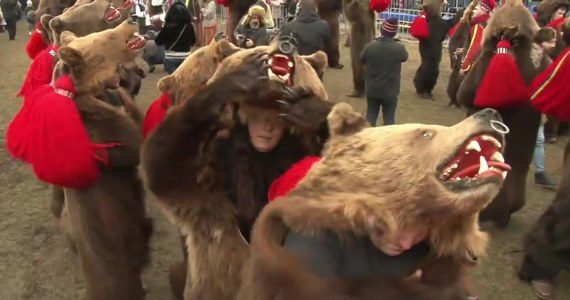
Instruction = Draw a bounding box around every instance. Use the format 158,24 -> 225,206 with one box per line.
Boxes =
277,38 -> 296,55
473,108 -> 509,134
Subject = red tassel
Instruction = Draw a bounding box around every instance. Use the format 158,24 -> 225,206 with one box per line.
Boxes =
474,40 -> 529,108
142,93 -> 172,138
411,12 -> 430,40
6,76 -> 115,189
370,0 -> 390,13
25,23 -> 48,60
530,48 -> 570,121
18,45 -> 58,98
267,156 -> 320,202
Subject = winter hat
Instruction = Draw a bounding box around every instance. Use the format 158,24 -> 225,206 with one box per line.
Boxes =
380,18 -> 399,38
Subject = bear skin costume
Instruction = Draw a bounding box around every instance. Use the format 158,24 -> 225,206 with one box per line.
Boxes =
446,0 -> 494,107
141,38 -> 331,300
518,18 -> 570,299
343,0 -> 375,97
457,0 -> 551,227
413,0 -> 462,100
6,21 -> 152,300
25,0 -> 146,220
238,105 -> 511,300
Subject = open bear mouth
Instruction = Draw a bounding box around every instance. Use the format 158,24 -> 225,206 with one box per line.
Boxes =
268,53 -> 294,86
105,5 -> 121,22
127,32 -> 146,50
438,133 -> 511,186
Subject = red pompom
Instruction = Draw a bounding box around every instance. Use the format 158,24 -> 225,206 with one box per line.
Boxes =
474,40 -> 529,108
25,23 -> 48,60
370,0 -> 390,13
142,93 -> 172,138
267,156 -> 320,202
6,76 -> 118,189
411,12 -> 430,40
18,45 -> 58,98
530,48 -> 570,121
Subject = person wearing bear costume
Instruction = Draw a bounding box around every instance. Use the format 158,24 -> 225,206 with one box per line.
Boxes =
413,0 -> 462,100
518,17 -> 570,300
457,0 -> 551,227
446,0 -> 495,107
141,38 -> 332,299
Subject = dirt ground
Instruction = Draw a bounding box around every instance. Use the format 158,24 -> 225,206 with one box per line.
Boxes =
0,20 -> 569,300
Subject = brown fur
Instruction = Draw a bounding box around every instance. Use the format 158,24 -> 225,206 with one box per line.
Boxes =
156,35 -> 242,105
48,0 -> 130,46
535,0 -> 569,27
55,21 -> 152,299
457,0 -> 550,226
342,0 -> 375,96
239,105 -> 508,299
142,45 -> 330,299
31,0 -> 76,21
317,0 -> 343,67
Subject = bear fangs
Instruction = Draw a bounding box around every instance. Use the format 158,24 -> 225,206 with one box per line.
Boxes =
466,141 -> 481,152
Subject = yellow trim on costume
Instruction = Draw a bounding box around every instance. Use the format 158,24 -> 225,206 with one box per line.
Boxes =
460,25 -> 481,72
531,51 -> 570,101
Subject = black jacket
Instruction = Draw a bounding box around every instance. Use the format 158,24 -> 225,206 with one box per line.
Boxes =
361,37 -> 409,99
280,6 -> 331,55
156,2 -> 196,52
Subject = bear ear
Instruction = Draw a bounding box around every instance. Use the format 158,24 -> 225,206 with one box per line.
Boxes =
327,103 -> 369,137
301,51 -> 328,77
157,75 -> 174,93
58,46 -> 87,78
49,17 -> 63,34
59,31 -> 77,46
40,14 -> 54,31
215,39 -> 241,60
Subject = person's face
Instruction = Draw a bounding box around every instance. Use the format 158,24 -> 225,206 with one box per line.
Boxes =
472,4 -> 485,18
552,7 -> 567,21
369,227 -> 429,256
541,38 -> 557,51
250,16 -> 260,29
247,113 -> 285,153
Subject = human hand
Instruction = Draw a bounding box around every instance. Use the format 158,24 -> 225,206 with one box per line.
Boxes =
454,48 -> 464,56
245,39 -> 254,48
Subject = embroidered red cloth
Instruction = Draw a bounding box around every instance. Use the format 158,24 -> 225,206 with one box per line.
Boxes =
530,48 -> 570,121
25,23 -> 48,60
267,156 -> 320,202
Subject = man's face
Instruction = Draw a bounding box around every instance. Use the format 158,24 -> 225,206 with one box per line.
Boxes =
553,7 -> 567,21
369,226 -> 429,256
541,38 -> 557,52
250,16 -> 260,29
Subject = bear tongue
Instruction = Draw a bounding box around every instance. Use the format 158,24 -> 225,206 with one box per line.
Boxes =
127,36 -> 146,50
105,7 -> 120,21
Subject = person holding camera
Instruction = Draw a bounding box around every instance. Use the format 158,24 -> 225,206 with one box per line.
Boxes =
234,4 -> 269,49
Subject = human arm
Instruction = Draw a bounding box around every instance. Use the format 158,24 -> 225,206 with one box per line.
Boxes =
283,230 -> 343,278
399,43 -> 409,62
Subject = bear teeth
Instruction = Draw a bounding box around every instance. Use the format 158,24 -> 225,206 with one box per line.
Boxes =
478,156 -> 489,174
481,135 -> 502,148
491,151 -> 504,163
465,140 -> 481,152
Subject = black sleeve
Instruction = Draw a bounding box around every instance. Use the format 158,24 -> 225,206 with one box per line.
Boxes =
283,230 -> 343,278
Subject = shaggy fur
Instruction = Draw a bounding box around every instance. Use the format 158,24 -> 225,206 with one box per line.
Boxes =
48,0 -> 130,46
54,22 -> 152,299
239,104 -> 508,300
342,0 -> 375,96
317,0 -> 343,67
518,16 -> 570,285
535,0 -> 569,27
519,140 -> 570,282
446,6 -> 472,107
31,0 -> 76,21
414,0 -> 462,97
457,0 -> 550,226
157,35 -> 242,105
142,43 -> 331,300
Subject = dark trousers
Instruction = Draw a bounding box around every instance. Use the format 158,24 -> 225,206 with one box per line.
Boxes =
5,17 -> 16,40
366,96 -> 397,126
164,58 -> 185,75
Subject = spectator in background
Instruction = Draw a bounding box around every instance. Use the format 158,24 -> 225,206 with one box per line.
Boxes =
1,0 -> 19,40
532,27 -> 558,190
360,18 -> 408,126
280,0 -> 330,56
156,0 -> 196,74
24,0 -> 35,35
201,0 -> 217,45
234,4 -> 269,48
131,0 -> 148,32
